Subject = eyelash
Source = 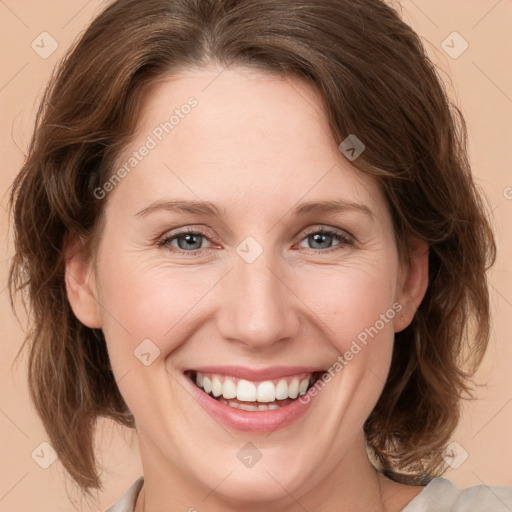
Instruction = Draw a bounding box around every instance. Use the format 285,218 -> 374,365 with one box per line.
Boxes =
156,226 -> 354,255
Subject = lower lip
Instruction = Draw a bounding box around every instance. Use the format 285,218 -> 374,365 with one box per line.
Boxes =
184,374 -> 319,433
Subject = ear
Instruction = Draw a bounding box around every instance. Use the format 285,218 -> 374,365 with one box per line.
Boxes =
393,239 -> 429,333
63,232 -> 102,329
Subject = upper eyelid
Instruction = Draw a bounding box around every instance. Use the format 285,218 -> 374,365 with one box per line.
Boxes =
300,225 -> 353,240
159,225 -> 354,249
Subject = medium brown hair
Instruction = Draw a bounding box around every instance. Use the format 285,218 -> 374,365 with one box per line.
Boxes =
8,0 -> 496,494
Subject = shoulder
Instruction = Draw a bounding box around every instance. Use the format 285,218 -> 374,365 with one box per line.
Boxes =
104,477 -> 144,512
402,477 -> 512,512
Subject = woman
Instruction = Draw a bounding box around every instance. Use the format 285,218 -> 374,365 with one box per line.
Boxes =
8,0 -> 511,510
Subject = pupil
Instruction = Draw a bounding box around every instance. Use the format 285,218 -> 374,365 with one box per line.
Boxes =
178,233 -> 202,250
311,233 -> 331,249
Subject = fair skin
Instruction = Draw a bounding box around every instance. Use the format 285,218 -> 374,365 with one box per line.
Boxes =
65,66 -> 429,511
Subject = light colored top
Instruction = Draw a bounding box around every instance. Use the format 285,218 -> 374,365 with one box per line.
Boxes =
105,476 -> 512,512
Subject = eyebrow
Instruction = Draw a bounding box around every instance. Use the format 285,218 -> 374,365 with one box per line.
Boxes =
135,199 -> 373,219
293,199 -> 373,218
135,200 -> 225,218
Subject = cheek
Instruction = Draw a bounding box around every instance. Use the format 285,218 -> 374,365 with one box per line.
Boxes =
95,253 -> 219,361
300,263 -> 398,343
297,261 -> 399,394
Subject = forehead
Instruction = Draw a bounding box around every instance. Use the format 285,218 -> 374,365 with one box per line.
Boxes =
108,66 -> 385,220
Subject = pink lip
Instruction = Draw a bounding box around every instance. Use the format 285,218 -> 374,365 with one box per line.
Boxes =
183,369 -> 323,433
189,365 -> 324,381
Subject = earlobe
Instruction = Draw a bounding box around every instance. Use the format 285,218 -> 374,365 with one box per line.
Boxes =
63,233 -> 102,329
393,240 -> 429,333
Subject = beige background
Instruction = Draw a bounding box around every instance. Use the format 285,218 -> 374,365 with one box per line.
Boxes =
1,1 -> 511,510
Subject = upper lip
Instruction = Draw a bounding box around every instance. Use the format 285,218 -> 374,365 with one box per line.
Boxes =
186,365 -> 325,381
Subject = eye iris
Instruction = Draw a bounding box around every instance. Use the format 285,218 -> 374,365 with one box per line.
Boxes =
178,233 -> 202,250
309,232 -> 332,249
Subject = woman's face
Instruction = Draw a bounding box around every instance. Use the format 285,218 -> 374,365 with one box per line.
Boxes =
67,66 -> 427,506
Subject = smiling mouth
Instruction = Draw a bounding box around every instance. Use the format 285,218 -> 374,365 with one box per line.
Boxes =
185,370 -> 325,411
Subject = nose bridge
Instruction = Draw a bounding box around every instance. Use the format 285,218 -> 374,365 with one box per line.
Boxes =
217,243 -> 300,348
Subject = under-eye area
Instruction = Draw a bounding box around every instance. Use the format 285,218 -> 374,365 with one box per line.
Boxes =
184,370 -> 327,411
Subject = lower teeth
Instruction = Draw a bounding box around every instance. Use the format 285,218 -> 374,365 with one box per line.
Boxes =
216,396 -> 294,411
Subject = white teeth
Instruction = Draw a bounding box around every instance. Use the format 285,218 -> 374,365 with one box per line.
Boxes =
237,403 -> 259,412
202,376 -> 212,394
222,378 -> 237,399
219,398 -> 282,411
237,379 -> 257,401
299,378 -> 309,396
275,379 -> 289,400
211,376 -> 222,397
193,371 -> 315,403
288,378 -> 299,399
257,381 -> 276,402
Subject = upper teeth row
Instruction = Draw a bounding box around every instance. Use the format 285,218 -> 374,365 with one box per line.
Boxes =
195,372 -> 312,402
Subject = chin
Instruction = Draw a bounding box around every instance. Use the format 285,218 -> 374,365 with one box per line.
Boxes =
210,472 -> 303,507
192,450 -> 313,506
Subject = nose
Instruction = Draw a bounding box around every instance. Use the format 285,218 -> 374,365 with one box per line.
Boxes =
216,245 -> 302,350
